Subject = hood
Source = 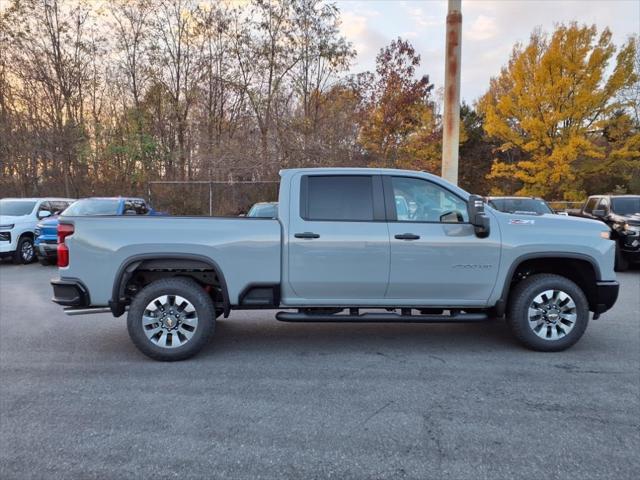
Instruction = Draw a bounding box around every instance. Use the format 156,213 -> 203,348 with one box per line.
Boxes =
493,208 -> 607,232
611,212 -> 640,226
0,215 -> 31,226
39,215 -> 60,226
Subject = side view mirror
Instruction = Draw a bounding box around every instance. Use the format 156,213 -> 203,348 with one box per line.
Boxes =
37,210 -> 51,219
467,195 -> 490,238
592,209 -> 606,218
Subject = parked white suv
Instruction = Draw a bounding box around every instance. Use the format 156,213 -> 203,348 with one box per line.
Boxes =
0,198 -> 75,264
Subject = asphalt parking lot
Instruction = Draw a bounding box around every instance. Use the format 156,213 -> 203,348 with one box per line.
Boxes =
0,263 -> 638,480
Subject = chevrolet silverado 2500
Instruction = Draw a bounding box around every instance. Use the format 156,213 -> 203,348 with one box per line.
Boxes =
51,168 -> 619,360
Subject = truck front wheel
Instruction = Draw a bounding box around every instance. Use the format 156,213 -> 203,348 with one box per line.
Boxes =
127,277 -> 216,361
13,236 -> 35,264
507,274 -> 589,352
614,244 -> 629,272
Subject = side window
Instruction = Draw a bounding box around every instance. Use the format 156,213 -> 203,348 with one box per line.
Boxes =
303,175 -> 374,221
133,200 -> 149,215
51,201 -> 67,214
390,177 -> 469,223
597,198 -> 609,213
123,200 -> 136,215
584,197 -> 598,214
38,201 -> 51,214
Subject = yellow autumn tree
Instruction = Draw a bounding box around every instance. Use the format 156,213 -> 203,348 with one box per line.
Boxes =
478,24 -> 637,200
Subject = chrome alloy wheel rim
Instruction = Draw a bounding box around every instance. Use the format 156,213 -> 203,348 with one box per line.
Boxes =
21,240 -> 34,262
142,295 -> 198,348
527,289 -> 577,340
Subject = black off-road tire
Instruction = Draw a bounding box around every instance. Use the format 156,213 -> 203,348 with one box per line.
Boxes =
38,256 -> 51,266
614,244 -> 629,272
507,274 -> 589,352
127,277 -> 216,361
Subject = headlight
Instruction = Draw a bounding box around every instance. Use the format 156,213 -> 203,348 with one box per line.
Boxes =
599,231 -> 611,239
623,224 -> 640,234
0,224 -> 14,230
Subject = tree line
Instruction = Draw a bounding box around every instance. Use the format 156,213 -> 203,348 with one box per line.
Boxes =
1,0 -> 638,211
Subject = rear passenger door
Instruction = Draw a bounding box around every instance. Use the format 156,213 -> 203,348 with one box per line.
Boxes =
287,174 -> 390,301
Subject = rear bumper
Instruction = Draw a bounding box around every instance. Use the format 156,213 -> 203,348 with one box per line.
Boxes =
51,278 -> 89,307
593,280 -> 619,316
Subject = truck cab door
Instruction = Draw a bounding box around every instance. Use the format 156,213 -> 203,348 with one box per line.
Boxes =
284,174 -> 390,303
383,175 -> 501,306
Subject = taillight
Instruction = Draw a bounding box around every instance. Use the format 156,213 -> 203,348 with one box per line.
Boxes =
57,223 -> 74,267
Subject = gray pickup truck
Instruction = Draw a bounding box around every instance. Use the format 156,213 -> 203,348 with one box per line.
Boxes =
51,168 -> 619,360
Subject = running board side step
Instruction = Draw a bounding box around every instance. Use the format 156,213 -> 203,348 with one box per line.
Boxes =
63,307 -> 124,316
275,311 -> 488,323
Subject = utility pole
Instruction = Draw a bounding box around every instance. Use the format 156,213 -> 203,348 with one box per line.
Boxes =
441,0 -> 462,185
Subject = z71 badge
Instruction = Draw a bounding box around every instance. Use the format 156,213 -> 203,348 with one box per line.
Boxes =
509,219 -> 535,225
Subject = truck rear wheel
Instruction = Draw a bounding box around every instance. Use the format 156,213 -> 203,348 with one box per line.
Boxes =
507,274 -> 589,352
127,277 -> 216,361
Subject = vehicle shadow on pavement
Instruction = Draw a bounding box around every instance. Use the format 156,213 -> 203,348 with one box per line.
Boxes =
196,315 -> 518,360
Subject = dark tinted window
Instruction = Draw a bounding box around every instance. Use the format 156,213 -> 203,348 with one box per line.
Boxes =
596,197 -> 609,212
611,197 -> 640,215
304,176 -> 374,221
37,201 -> 52,214
50,201 -> 70,214
132,200 -> 149,215
123,201 -> 137,215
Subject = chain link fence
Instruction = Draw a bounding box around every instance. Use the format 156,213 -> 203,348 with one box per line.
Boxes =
147,181 -> 279,216
547,201 -> 583,213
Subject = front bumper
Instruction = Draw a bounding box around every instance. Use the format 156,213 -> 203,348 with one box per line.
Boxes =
0,237 -> 16,254
592,280 -> 619,317
51,278 -> 89,307
36,242 -> 58,259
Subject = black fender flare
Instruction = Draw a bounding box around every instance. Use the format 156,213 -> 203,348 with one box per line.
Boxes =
110,253 -> 230,318
494,252 -> 602,316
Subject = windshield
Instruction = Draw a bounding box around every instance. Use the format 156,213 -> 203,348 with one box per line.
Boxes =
611,197 -> 640,216
0,200 -> 36,216
489,198 -> 553,215
62,199 -> 120,216
247,204 -> 277,218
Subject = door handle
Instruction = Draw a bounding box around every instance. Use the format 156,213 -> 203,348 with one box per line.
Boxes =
294,232 -> 320,239
394,233 -> 420,240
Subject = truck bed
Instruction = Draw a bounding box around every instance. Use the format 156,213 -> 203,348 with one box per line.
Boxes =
60,216 -> 282,306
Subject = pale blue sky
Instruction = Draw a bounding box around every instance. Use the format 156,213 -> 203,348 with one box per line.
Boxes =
335,0 -> 640,102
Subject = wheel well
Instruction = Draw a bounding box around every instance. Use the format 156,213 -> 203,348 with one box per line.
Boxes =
505,257 -> 598,310
112,256 -> 229,317
19,232 -> 34,240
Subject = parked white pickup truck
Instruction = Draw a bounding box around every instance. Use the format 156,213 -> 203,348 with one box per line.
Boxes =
0,197 -> 74,264
51,168 -> 619,361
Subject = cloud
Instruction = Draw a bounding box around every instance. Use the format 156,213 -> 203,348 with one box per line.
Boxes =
336,0 -> 638,102
339,10 -> 389,69
465,15 -> 498,41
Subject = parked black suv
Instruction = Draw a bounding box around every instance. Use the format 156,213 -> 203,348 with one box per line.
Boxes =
570,195 -> 640,271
